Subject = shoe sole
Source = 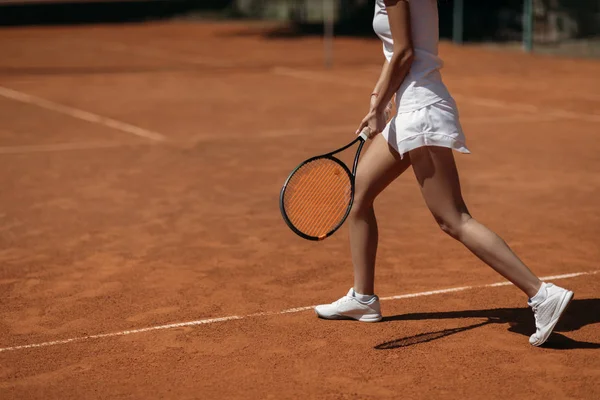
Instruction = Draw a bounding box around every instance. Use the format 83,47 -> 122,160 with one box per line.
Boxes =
314,309 -> 382,323
531,290 -> 574,347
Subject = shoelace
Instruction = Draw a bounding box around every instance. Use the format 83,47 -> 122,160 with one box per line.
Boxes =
332,296 -> 353,306
530,286 -> 550,314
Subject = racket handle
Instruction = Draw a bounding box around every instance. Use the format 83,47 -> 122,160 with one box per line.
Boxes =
358,127 -> 370,141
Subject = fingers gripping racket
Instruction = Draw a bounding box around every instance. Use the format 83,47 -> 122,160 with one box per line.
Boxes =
279,129 -> 370,241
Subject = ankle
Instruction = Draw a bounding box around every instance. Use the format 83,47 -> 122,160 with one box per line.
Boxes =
528,282 -> 546,303
353,287 -> 375,298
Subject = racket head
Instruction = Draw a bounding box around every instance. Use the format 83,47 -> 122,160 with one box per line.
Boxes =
279,155 -> 355,241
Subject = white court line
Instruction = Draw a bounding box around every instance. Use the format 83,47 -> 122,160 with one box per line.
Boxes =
0,86 -> 166,142
364,65 -> 600,103
0,113 -> 551,156
239,114 -> 557,140
0,269 -> 596,353
460,114 -> 559,124
0,112 -> 558,155
187,114 -> 557,145
0,141 -> 151,155
96,41 -> 235,68
546,109 -> 600,123
83,42 -> 600,123
272,67 -> 372,89
272,67 -> 600,123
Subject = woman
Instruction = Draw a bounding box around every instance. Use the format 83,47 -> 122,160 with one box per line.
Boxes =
314,0 -> 573,347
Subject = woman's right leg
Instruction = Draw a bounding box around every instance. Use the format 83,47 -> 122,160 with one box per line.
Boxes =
349,134 -> 412,295
314,134 -> 411,322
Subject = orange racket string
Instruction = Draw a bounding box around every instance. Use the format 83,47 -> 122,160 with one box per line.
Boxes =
286,165 -> 340,231
288,162 -> 343,224
283,159 -> 352,237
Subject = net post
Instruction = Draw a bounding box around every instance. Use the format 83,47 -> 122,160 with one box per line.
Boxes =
523,0 -> 534,52
452,0 -> 464,45
323,0 -> 335,68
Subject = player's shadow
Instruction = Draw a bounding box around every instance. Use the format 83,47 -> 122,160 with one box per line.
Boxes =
375,298 -> 600,350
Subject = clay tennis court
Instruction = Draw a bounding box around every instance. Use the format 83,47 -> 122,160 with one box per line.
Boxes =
1,20 -> 599,399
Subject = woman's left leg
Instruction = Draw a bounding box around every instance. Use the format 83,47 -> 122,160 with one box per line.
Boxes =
408,145 -> 542,298
409,145 -> 575,346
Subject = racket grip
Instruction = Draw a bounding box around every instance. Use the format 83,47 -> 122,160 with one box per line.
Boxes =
358,127 -> 370,141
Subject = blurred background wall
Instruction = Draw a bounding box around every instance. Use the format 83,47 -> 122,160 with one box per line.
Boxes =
1,0 -> 598,57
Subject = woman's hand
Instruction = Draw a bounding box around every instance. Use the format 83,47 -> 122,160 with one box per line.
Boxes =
356,108 -> 387,139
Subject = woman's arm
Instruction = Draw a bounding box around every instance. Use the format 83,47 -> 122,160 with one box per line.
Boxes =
357,0 -> 414,136
370,60 -> 395,122
371,0 -> 414,114
370,60 -> 390,110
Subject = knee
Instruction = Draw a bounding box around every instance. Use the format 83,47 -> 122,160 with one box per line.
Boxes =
349,178 -> 375,218
349,190 -> 373,218
434,212 -> 472,239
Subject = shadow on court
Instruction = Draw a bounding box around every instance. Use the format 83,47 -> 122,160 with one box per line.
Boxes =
375,298 -> 600,350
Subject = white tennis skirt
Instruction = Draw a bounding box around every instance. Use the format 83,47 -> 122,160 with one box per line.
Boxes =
381,98 -> 470,159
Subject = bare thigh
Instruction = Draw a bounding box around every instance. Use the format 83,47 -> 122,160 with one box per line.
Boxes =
353,134 -> 412,210
409,146 -> 470,233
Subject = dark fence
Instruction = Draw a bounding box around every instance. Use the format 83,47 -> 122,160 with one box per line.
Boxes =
1,0 -> 598,57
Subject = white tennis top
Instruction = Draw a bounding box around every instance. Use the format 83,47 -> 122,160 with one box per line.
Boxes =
373,0 -> 451,112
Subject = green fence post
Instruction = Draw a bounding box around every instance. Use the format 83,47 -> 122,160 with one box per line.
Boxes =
523,0 -> 534,52
453,0 -> 464,44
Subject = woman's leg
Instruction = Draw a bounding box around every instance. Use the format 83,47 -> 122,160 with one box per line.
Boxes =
409,146 -> 542,298
314,134 -> 411,321
349,134 -> 412,295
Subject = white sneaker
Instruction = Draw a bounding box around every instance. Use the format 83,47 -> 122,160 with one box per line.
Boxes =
314,288 -> 382,322
528,282 -> 574,347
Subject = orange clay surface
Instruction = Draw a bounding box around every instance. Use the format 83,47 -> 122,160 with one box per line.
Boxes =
0,21 -> 599,399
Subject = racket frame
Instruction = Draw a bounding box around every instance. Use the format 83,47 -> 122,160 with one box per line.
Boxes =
279,131 -> 368,241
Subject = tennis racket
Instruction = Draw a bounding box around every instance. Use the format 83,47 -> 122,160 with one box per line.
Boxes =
279,128 -> 370,241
